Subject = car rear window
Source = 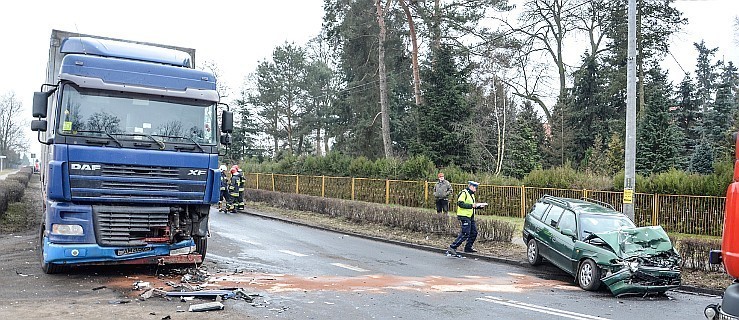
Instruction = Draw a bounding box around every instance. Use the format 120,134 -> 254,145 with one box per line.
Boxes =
529,202 -> 550,220
542,205 -> 565,227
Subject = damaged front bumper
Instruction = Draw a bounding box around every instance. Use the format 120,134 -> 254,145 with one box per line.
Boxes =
602,265 -> 681,296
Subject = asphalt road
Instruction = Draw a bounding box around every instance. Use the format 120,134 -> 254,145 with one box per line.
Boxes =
206,209 -> 722,320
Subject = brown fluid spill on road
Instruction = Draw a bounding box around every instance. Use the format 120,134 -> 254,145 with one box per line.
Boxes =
107,271 -> 569,296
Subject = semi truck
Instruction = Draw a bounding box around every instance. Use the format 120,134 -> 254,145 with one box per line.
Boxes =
30,30 -> 233,273
705,134 -> 739,319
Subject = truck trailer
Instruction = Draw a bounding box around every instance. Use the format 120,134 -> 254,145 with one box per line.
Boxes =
30,30 -> 233,273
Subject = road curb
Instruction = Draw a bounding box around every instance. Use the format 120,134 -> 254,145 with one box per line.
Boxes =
237,208 -> 723,297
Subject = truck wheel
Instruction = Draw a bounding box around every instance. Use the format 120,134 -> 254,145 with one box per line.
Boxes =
194,236 -> 207,260
578,259 -> 601,291
39,226 -> 62,274
527,238 -> 543,266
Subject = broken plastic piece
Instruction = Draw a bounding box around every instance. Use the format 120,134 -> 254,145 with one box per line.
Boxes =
188,301 -> 224,312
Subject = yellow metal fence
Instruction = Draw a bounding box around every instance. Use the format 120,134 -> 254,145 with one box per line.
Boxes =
244,173 -> 726,236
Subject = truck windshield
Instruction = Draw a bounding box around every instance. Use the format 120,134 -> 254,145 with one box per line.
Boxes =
57,84 -> 216,145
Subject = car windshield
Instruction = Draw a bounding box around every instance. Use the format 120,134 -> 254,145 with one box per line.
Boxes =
57,84 -> 216,145
579,213 -> 636,237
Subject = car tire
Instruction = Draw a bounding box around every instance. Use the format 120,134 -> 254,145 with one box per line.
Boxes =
527,238 -> 542,266
578,259 -> 601,291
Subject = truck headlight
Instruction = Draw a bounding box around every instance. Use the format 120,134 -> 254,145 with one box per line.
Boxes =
51,224 -> 84,236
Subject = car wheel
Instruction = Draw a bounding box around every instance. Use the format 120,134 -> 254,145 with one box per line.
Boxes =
527,238 -> 542,266
578,259 -> 601,291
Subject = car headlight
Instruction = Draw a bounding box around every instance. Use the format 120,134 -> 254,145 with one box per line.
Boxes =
628,261 -> 639,272
51,224 -> 84,236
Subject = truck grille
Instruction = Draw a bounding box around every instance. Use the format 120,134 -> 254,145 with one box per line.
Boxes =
69,162 -> 208,203
92,205 -> 169,246
101,164 -> 179,179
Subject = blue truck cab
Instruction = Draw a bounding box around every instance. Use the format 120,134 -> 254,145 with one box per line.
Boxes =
30,30 -> 233,273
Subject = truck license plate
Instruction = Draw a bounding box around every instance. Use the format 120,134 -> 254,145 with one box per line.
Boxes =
116,247 -> 153,256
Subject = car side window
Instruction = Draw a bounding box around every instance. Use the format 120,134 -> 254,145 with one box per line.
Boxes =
529,202 -> 550,220
543,205 -> 565,227
558,210 -> 577,235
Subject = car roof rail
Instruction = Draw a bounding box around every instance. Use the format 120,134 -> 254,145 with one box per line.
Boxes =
580,197 -> 616,210
541,195 -> 571,209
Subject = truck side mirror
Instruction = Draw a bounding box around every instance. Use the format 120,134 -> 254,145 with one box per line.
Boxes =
31,120 -> 47,132
221,111 -> 233,133
33,92 -> 50,118
220,134 -> 231,145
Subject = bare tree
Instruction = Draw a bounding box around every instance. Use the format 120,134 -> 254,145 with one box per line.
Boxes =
376,0 -> 393,158
0,92 -> 28,159
398,0 -> 422,107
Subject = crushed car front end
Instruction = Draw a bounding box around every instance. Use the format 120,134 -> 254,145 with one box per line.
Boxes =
591,226 -> 682,296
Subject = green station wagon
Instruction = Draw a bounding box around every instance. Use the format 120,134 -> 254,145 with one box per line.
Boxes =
522,196 -> 681,296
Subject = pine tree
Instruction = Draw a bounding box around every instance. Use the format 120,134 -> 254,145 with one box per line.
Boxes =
569,55 -> 609,165
705,62 -> 739,160
504,102 -> 544,179
693,41 -> 720,112
582,135 -> 609,175
412,45 -> 470,166
689,139 -> 714,174
636,67 -> 681,175
673,74 -> 701,166
606,132 -> 625,175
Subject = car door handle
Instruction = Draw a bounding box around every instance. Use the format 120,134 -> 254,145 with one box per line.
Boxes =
551,237 -> 557,243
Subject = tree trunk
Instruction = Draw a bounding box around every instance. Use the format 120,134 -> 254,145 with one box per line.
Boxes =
431,0 -> 441,66
376,0 -> 393,158
399,0 -> 422,106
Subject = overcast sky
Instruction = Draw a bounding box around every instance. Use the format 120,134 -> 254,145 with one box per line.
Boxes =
1,0 -> 736,158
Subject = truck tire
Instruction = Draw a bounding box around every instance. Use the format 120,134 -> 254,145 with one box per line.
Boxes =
39,225 -> 62,274
194,236 -> 207,260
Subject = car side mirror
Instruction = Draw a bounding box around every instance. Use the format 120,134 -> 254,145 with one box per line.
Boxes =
550,220 -> 558,227
561,228 -> 576,239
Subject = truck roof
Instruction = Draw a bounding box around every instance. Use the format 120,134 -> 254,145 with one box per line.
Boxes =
61,37 -> 192,68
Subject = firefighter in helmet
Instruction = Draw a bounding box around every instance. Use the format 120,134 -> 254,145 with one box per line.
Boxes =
218,165 -> 228,211
227,167 -> 240,213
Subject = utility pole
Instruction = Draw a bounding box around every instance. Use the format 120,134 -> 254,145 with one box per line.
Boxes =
623,0 -> 637,221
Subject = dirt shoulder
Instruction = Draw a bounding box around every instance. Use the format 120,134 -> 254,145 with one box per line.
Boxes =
0,177 -> 251,319
244,201 -> 735,294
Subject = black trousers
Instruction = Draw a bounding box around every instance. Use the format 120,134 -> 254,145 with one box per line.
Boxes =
435,198 -> 449,213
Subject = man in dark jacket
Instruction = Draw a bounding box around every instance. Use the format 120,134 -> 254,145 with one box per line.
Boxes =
433,172 -> 453,214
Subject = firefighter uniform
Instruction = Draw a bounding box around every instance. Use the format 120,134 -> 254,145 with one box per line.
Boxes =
237,169 -> 245,210
226,168 -> 239,213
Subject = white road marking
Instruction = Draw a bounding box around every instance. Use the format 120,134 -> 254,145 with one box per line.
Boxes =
477,296 -> 610,320
279,249 -> 308,257
330,263 -> 369,272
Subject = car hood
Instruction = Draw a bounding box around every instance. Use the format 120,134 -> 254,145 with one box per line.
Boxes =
592,226 -> 674,258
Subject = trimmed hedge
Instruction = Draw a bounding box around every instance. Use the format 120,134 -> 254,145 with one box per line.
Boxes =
245,189 -> 516,243
674,237 -> 724,272
0,167 -> 33,217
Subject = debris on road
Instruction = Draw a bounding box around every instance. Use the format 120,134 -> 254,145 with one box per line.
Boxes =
133,280 -> 151,290
188,301 -> 224,312
92,285 -> 107,291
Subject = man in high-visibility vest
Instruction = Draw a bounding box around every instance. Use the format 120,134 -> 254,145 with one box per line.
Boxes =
447,181 -> 485,256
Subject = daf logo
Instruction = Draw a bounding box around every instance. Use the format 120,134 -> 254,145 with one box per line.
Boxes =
188,170 -> 207,176
71,163 -> 101,171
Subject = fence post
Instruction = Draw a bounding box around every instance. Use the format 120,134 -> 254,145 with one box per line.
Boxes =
321,175 -> 325,197
271,173 -> 275,191
424,181 -> 429,208
583,189 -> 588,199
386,179 -> 390,204
296,175 -> 300,194
652,194 -> 659,226
255,173 -> 259,190
351,177 -> 355,201
520,185 -> 526,218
